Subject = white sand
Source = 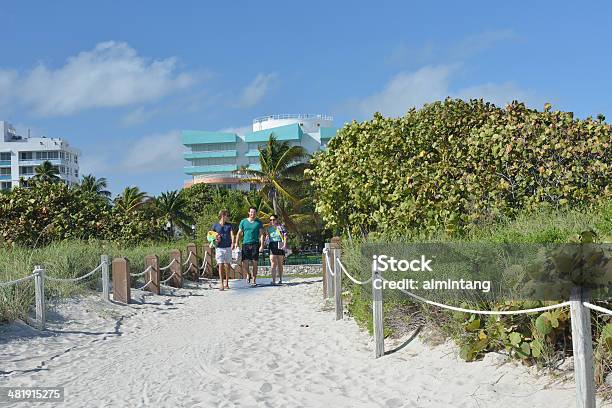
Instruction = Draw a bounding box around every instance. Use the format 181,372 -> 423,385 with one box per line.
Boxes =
0,277 -> 608,407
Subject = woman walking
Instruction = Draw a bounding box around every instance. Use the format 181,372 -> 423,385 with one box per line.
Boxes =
267,214 -> 288,285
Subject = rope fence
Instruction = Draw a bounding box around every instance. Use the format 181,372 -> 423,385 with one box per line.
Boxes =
321,237 -> 611,408
0,274 -> 36,288
182,251 -> 195,267
337,259 -> 371,285
130,265 -> 152,278
160,258 -> 178,271
583,302 -> 612,316
46,261 -> 107,283
0,243 -> 214,330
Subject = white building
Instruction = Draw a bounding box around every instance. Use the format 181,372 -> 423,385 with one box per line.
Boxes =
182,114 -> 338,190
0,121 -> 80,191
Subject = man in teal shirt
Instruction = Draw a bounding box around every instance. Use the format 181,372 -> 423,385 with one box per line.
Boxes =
234,207 -> 264,286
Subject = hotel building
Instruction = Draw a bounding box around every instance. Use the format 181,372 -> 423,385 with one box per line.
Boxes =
0,121 -> 80,191
182,114 -> 338,190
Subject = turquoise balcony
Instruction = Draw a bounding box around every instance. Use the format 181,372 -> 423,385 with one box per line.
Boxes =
183,150 -> 237,159
0,160 -> 10,166
182,130 -> 237,145
0,175 -> 11,181
245,149 -> 260,157
320,127 -> 338,140
245,123 -> 302,143
248,163 -> 262,171
184,165 -> 237,175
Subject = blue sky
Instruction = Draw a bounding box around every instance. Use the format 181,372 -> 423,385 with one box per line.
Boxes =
1,1 -> 611,195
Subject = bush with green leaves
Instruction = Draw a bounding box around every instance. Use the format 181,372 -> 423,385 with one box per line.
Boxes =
0,181 -> 110,247
309,99 -> 611,235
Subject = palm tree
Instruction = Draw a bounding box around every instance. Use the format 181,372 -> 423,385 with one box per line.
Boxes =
80,174 -> 111,199
114,186 -> 147,213
156,190 -> 193,236
234,135 -> 309,217
33,161 -> 60,183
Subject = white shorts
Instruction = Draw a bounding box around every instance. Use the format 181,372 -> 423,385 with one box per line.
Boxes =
215,247 -> 232,264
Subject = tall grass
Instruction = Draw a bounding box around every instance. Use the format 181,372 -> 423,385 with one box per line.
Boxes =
0,239 -> 193,323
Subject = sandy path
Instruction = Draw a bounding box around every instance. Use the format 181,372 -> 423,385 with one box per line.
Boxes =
0,277 -> 608,407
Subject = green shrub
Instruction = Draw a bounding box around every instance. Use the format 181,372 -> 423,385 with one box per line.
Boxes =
0,181 -> 111,247
309,99 -> 611,236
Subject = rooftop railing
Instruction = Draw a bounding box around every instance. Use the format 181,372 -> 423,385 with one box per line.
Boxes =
252,114 -> 333,124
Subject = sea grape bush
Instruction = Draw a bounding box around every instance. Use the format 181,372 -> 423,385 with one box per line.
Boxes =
0,181 -> 164,246
309,99 -> 611,235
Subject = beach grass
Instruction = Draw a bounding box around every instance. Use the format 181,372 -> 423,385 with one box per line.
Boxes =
0,239 -> 192,323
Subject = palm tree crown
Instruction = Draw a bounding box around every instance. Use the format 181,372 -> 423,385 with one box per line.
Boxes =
80,174 -> 111,198
33,161 -> 61,183
234,134 -> 309,217
114,186 -> 148,213
156,190 -> 193,236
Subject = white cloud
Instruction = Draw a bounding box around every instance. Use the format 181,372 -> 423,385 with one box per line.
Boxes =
236,73 -> 277,108
121,130 -> 183,173
120,106 -> 161,126
0,69 -> 18,109
220,124 -> 251,136
355,64 -> 534,118
452,29 -> 517,60
358,65 -> 459,117
5,41 -> 195,116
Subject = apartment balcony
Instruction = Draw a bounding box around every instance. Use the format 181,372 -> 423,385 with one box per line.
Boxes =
244,123 -> 303,143
320,127 -> 339,140
0,175 -> 11,181
18,158 -> 72,165
183,150 -> 237,159
181,130 -> 237,145
0,160 -> 11,166
183,164 -> 238,175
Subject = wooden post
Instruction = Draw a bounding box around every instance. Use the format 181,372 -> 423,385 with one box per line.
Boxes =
169,250 -> 182,288
570,287 -> 595,408
204,246 -> 214,278
144,255 -> 160,295
101,254 -> 110,302
323,243 -> 330,298
34,266 -> 45,330
329,238 -> 341,300
186,243 -> 198,280
334,245 -> 343,321
112,258 -> 131,304
372,260 -> 384,358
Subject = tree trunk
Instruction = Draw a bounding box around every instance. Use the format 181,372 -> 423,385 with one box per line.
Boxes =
272,190 -> 280,216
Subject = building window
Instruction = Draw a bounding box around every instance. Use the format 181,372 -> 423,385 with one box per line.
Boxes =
74,155 -> 78,164
35,151 -> 60,160
19,152 -> 33,161
0,152 -> 10,161
0,181 -> 11,191
191,142 -> 235,152
0,168 -> 10,176
19,166 -> 34,175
